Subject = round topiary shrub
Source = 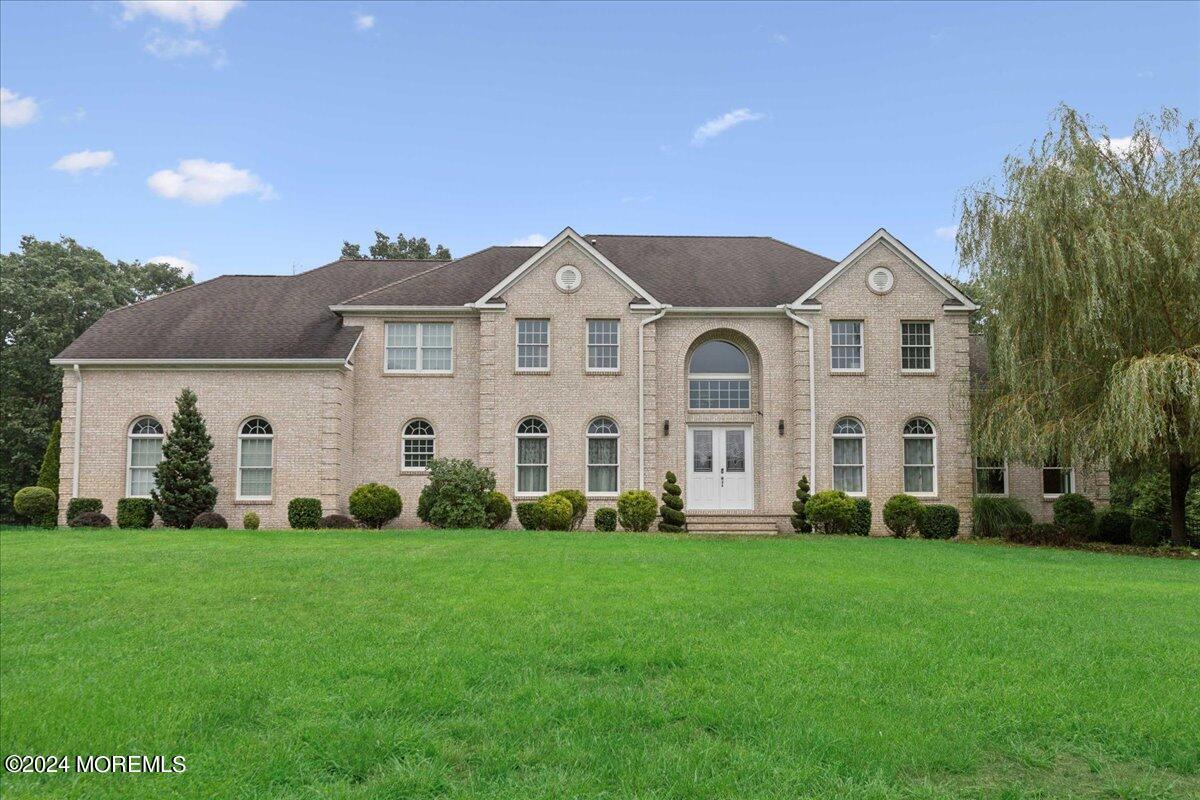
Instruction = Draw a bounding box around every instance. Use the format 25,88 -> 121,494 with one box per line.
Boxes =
1053,493 -> 1095,540
14,486 -> 57,528
850,498 -> 872,536
288,497 -> 322,529
805,490 -> 856,534
550,489 -> 588,530
515,501 -> 543,531
242,511 -> 260,530
616,489 -> 657,532
883,494 -> 924,538
321,513 -> 356,529
69,511 -> 111,528
349,483 -> 402,529
594,507 -> 617,532
117,497 -> 155,529
1094,509 -> 1132,544
537,495 -> 574,531
192,511 -> 228,529
66,497 -> 103,524
485,491 -> 512,529
918,504 -> 960,539
658,471 -> 686,532
1130,516 -> 1166,547
791,475 -> 812,532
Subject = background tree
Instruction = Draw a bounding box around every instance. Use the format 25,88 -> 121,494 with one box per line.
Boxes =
152,388 -> 218,528
0,236 -> 193,519
959,106 -> 1199,546
340,232 -> 451,261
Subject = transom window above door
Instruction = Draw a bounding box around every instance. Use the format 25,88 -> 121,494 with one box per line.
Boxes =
385,322 -> 453,373
688,340 -> 750,410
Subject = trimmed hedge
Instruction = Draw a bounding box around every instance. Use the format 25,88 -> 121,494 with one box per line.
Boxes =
242,511 -> 260,530
288,498 -> 322,529
616,490 -> 657,532
659,471 -> 686,532
537,495 -> 574,531
1094,509 -> 1132,545
972,496 -> 1032,538
485,491 -> 512,529
1130,516 -> 1166,547
516,502 -> 543,531
69,511 -> 111,528
919,504 -> 960,539
550,489 -> 587,530
791,476 -> 812,532
66,497 -> 103,523
13,486 -> 57,528
594,507 -> 617,532
1004,523 -> 1070,546
117,497 -> 155,529
192,512 -> 228,529
349,483 -> 402,529
850,498 -> 872,536
883,494 -> 923,538
321,513 -> 357,529
806,490 -> 856,534
1053,493 -> 1096,541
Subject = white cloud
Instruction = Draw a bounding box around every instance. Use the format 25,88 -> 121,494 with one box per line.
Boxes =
934,225 -> 958,241
147,159 -> 275,204
145,32 -> 207,58
353,12 -> 375,31
120,0 -> 243,30
52,150 -> 116,174
509,234 -> 548,247
691,108 -> 765,146
1,87 -> 39,128
147,254 -> 197,276
770,32 -> 789,45
1097,134 -> 1158,159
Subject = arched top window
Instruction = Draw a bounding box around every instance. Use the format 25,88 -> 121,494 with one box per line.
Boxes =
402,419 -> 436,471
902,417 -> 936,495
517,417 -> 548,436
127,416 -> 164,497
241,417 -> 273,436
586,417 -> 619,495
130,416 -> 164,436
587,417 -> 618,436
833,417 -> 864,436
832,416 -> 865,494
238,417 -> 273,500
688,340 -> 750,409
903,417 -> 934,436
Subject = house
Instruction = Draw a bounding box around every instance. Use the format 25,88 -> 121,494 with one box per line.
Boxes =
51,227 -> 1106,531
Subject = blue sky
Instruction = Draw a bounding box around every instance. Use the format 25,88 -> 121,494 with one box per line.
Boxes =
2,1 -> 1197,280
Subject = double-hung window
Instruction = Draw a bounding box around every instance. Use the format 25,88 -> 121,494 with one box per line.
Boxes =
238,418 -> 274,500
975,457 -> 1007,495
127,416 -> 164,498
385,322 -> 453,373
516,319 -> 549,371
830,321 -> 864,372
832,417 -> 865,494
516,417 -> 549,494
902,417 -> 936,495
900,321 -> 933,372
587,320 -> 620,371
402,420 -> 436,471
586,417 -> 619,494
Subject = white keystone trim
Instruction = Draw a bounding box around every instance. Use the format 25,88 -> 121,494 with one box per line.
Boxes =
472,227 -> 662,309
790,228 -> 978,311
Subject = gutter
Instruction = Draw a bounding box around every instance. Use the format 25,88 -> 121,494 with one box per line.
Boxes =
49,358 -> 349,369
72,364 -> 82,499
638,306 -> 669,488
780,307 -> 818,491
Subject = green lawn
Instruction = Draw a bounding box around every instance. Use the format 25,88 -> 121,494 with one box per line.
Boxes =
1,528 -> 1197,799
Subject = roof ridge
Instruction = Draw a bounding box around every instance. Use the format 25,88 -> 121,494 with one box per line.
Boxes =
335,255 -> 479,305
584,233 -> 775,239
295,257 -> 450,278
763,237 -> 837,262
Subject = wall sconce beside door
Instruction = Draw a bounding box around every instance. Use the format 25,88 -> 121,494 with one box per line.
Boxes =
778,419 -> 786,436
663,419 -> 670,437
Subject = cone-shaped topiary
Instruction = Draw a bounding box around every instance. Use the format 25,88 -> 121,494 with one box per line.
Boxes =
152,388 -> 217,528
791,475 -> 812,532
37,421 -> 61,492
658,471 -> 686,532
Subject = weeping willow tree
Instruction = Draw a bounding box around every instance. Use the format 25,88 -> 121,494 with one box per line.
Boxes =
959,105 -> 1199,546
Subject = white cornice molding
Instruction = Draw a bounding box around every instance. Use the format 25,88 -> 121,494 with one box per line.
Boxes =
330,305 -> 480,315
50,358 -> 351,370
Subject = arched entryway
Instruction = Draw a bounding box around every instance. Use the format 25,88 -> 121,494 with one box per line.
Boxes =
683,335 -> 758,510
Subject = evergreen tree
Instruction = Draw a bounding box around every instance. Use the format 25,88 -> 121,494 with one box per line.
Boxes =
658,471 -> 686,532
152,388 -> 217,528
36,421 -> 61,491
791,475 -> 812,532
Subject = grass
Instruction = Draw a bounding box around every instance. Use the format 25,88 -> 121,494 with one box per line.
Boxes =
1,527 -> 1197,799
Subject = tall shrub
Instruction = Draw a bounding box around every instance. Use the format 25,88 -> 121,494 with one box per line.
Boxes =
616,490 -> 657,532
37,421 -> 61,491
850,498 -> 872,536
658,471 -> 686,532
424,458 -> 496,529
550,489 -> 588,530
806,490 -> 856,534
791,476 -> 812,532
152,388 -> 217,528
485,491 -> 512,529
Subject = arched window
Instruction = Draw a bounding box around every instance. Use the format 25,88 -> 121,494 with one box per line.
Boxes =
586,417 -> 619,494
902,418 -> 936,495
516,417 -> 548,495
688,340 -> 750,409
832,417 -> 865,494
402,420 -> 435,471
127,416 -> 164,498
238,418 -> 273,500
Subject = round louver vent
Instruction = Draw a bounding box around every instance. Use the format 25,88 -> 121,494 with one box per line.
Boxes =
555,265 -> 582,293
867,267 -> 894,294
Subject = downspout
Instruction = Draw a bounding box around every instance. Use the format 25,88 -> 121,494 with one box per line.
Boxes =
638,307 -> 668,489
781,308 -> 817,491
72,364 -> 82,498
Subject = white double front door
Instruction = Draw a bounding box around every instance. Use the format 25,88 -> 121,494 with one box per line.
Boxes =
686,425 -> 753,510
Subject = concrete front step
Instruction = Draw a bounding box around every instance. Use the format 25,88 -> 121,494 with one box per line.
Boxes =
685,513 -> 787,535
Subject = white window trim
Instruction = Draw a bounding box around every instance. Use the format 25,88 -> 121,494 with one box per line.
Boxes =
236,420 -> 274,501
1041,465 -> 1076,499
515,419 -> 549,497
401,420 -> 436,473
832,418 -> 867,497
585,418 -> 620,496
902,420 -> 938,497
585,319 -> 621,373
126,417 -> 164,499
383,322 -> 454,375
900,320 -> 936,374
830,320 -> 865,374
974,457 -> 1008,497
515,319 -> 551,373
